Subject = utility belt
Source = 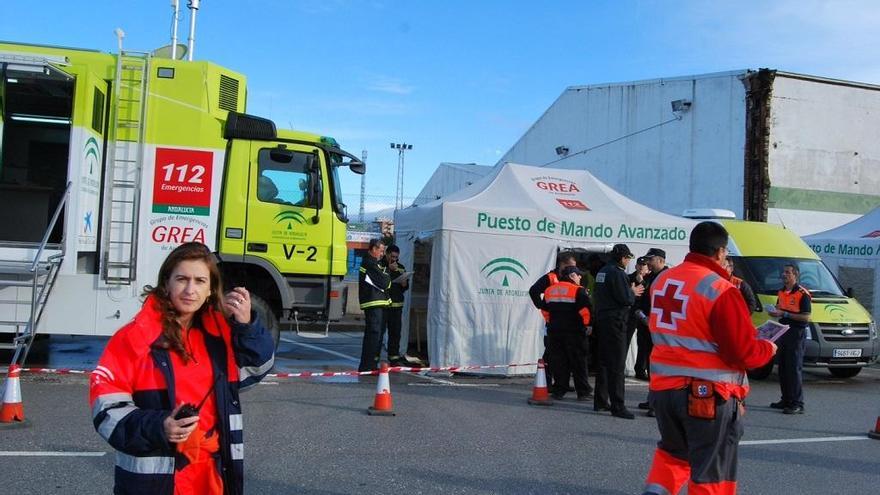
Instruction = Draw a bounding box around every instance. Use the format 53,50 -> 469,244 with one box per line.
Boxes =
683,379 -> 744,420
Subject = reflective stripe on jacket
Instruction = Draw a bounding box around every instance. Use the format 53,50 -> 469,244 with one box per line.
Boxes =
89,296 -> 275,495
542,281 -> 592,334
648,260 -> 750,400
359,255 -> 391,310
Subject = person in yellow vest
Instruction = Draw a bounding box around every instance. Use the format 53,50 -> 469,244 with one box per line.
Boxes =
767,264 -> 811,415
641,221 -> 776,495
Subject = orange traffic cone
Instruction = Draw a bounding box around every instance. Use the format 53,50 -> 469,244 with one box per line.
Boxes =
527,359 -> 553,406
869,413 -> 880,440
367,362 -> 395,416
0,364 -> 25,424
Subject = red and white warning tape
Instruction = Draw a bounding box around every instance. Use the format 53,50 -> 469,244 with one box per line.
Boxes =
2,362 -> 537,378
269,362 -> 537,378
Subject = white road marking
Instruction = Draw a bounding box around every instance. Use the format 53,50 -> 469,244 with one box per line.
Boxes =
0,451 -> 106,457
741,436 -> 870,446
280,337 -> 359,363
408,383 -> 499,387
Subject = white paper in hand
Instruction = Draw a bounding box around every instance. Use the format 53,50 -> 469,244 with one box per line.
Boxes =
392,271 -> 413,284
756,320 -> 790,342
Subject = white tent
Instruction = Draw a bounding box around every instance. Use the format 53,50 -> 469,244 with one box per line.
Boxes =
393,162 -> 697,374
803,207 -> 880,323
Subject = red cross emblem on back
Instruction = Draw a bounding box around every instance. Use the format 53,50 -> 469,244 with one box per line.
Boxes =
652,278 -> 689,330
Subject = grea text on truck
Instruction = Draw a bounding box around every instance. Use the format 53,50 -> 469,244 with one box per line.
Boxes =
0,38 -> 365,353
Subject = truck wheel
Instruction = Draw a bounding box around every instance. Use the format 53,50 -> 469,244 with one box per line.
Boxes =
828,367 -> 861,379
747,361 -> 774,380
250,295 -> 280,349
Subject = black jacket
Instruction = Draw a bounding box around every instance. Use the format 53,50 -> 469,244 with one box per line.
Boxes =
593,262 -> 634,315
379,259 -> 409,308
359,255 -> 391,310
543,281 -> 593,335
529,270 -> 559,310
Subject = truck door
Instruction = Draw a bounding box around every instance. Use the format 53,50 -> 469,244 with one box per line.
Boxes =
244,142 -> 333,276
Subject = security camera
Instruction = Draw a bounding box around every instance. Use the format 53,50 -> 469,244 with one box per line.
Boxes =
671,99 -> 692,113
555,146 -> 570,157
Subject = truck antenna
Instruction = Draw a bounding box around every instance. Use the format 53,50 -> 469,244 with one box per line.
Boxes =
170,0 -> 181,60
186,0 -> 200,61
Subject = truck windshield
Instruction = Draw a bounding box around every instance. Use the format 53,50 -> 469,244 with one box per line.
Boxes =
735,257 -> 845,297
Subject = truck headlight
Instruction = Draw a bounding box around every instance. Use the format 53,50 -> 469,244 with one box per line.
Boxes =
805,323 -> 815,340
870,321 -> 877,339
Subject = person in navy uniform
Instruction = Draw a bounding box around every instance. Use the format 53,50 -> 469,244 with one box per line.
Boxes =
592,243 -> 644,419
768,264 -> 811,414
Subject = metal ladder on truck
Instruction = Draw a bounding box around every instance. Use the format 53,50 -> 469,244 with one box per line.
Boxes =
0,183 -> 71,367
101,47 -> 150,285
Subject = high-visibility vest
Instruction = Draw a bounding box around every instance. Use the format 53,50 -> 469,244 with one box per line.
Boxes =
777,285 -> 811,313
543,281 -> 591,329
648,261 -> 749,400
730,275 -> 743,289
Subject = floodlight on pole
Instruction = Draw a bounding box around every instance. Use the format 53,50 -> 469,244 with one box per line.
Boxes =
390,142 -> 412,210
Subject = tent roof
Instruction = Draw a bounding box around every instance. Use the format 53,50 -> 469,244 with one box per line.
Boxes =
396,162 -> 695,250
804,206 -> 880,241
412,162 -> 493,206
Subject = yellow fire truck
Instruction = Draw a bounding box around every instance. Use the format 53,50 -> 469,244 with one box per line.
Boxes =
0,39 -> 364,362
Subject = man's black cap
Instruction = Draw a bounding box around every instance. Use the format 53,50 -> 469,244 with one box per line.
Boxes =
636,256 -> 648,265
561,265 -> 583,278
610,243 -> 634,258
644,248 -> 666,259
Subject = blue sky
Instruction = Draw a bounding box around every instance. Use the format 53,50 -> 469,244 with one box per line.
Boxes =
4,1 -> 880,212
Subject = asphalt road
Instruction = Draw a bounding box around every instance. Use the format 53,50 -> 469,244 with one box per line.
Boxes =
1,332 -> 879,494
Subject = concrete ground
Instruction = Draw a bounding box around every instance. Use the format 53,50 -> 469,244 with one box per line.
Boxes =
1,332 -> 879,494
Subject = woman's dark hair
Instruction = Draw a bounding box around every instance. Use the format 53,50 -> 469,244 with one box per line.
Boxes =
689,221 -> 729,257
143,242 -> 224,361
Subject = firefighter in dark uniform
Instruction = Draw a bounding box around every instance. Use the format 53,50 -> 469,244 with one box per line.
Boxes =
543,265 -> 593,400
529,252 -> 578,389
768,263 -> 811,414
358,238 -> 391,372
642,221 -> 776,495
379,244 -> 410,366
593,243 -> 644,419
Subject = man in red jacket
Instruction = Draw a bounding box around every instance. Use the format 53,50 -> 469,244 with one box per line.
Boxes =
641,222 -> 777,495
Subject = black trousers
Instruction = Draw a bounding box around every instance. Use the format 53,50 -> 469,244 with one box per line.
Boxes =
595,311 -> 629,411
547,332 -> 592,397
635,322 -> 653,377
359,307 -> 386,372
383,306 -> 404,360
777,327 -> 806,407
644,388 -> 743,492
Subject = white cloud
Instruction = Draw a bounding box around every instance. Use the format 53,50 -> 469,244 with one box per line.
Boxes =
365,74 -> 415,95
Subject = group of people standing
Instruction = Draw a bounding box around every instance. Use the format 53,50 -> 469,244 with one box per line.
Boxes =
357,238 -> 410,372
530,222 -> 812,494
530,243 -> 671,419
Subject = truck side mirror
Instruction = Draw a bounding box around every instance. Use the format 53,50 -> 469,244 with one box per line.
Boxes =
307,154 -> 323,222
349,160 -> 365,174
846,287 -> 854,298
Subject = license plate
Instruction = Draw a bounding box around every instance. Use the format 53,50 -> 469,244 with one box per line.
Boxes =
833,348 -> 862,358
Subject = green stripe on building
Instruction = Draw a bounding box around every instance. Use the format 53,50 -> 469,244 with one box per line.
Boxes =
768,187 -> 880,215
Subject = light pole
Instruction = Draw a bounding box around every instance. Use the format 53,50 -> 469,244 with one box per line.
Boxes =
359,149 -> 367,223
390,142 -> 412,210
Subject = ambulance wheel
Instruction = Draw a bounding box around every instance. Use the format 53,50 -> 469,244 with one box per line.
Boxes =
828,367 -> 861,379
250,295 -> 280,349
747,361 -> 774,380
